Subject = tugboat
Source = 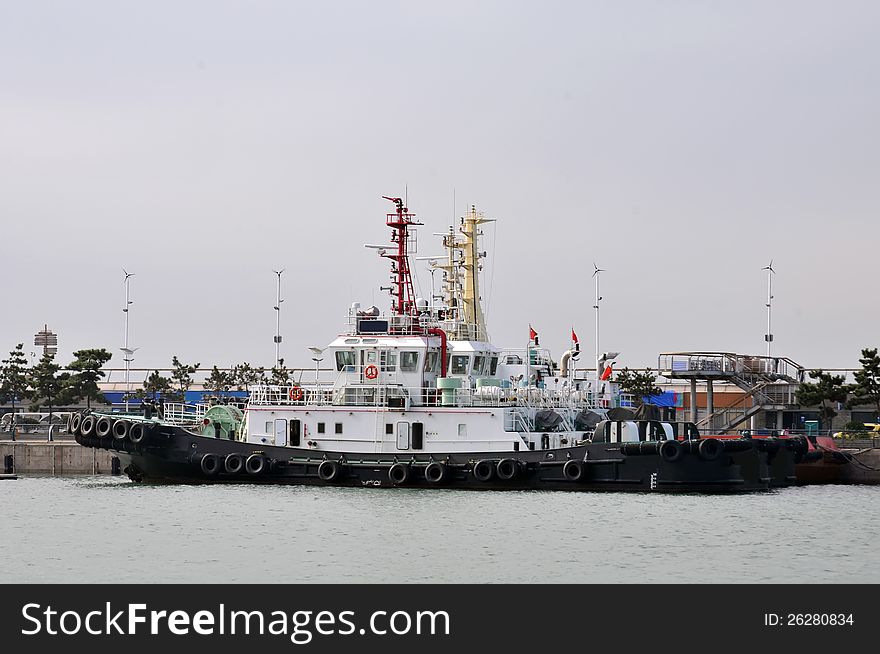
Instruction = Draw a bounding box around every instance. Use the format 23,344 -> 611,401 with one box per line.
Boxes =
72,197 -> 805,492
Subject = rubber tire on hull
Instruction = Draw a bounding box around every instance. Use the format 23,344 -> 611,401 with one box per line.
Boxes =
95,417 -> 113,438
246,454 -> 266,476
129,422 -> 152,445
318,460 -> 340,482
659,440 -> 685,463
473,459 -> 495,482
563,460 -> 584,482
496,458 -> 518,481
80,415 -> 97,437
200,453 -> 221,476
388,463 -> 410,485
70,413 -> 82,436
698,438 -> 723,461
225,454 -> 244,475
424,462 -> 447,484
112,420 -> 131,441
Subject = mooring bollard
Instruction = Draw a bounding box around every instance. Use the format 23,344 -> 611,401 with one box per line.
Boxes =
3,454 -> 13,474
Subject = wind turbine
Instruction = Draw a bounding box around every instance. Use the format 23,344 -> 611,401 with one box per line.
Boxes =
273,269 -> 285,367
592,263 -> 605,378
763,260 -> 776,358
121,270 -> 138,412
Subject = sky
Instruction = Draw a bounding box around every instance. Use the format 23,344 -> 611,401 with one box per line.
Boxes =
1,1 -> 878,374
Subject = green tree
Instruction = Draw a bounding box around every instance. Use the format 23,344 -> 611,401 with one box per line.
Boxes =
170,356 -> 200,403
270,358 -> 292,386
64,348 -> 113,409
27,352 -> 71,415
128,370 -> 173,403
204,366 -> 231,399
0,344 -> 32,440
231,362 -> 262,393
614,367 -> 663,407
797,370 -> 852,431
848,347 -> 880,418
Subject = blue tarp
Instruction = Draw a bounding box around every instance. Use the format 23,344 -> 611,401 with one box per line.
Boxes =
103,390 -> 249,405
644,391 -> 679,408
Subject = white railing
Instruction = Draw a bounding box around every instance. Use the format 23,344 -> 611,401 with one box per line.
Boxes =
162,403 -> 209,425
247,384 -> 633,411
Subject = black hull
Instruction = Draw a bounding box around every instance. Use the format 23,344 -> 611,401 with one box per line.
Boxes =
74,424 -> 802,493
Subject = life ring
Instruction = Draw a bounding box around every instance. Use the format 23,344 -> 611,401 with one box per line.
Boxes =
364,365 -> 379,380
289,387 -> 304,401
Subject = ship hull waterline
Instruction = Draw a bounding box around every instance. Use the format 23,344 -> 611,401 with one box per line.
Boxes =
75,427 -> 796,493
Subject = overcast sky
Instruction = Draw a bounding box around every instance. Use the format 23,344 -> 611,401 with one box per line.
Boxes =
1,1 -> 878,375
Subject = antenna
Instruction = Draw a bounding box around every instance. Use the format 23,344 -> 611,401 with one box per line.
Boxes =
273,269 -> 285,367
121,269 -> 136,411
763,260 -> 775,358
592,263 -> 605,377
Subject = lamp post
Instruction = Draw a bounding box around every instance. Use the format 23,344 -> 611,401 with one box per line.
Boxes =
763,260 -> 775,358
592,263 -> 604,380
308,347 -> 325,404
273,269 -> 285,367
121,270 -> 137,412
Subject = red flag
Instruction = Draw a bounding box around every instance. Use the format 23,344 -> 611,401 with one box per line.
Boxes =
571,329 -> 578,344
529,325 -> 537,341
600,362 -> 614,381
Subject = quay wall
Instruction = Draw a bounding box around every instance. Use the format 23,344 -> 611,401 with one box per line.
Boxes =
1,441 -> 118,475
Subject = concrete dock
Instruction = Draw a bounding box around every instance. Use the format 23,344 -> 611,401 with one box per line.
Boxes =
1,440 -> 119,475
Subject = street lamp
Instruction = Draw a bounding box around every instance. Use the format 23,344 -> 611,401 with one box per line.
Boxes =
308,346 -> 325,403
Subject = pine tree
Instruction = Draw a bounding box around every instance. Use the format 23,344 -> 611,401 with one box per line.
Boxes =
27,352 -> 71,416
129,370 -> 173,403
614,367 -> 663,407
204,366 -> 231,399
0,344 -> 31,439
270,358 -> 292,386
65,348 -> 113,409
170,356 -> 200,403
848,348 -> 880,418
796,370 -> 852,431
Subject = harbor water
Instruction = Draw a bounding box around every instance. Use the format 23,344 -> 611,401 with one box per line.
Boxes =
3,476 -> 879,584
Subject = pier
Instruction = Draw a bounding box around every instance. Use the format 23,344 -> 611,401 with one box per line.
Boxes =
1,440 -> 119,475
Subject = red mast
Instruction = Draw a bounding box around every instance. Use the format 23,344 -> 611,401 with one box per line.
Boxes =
381,195 -> 421,317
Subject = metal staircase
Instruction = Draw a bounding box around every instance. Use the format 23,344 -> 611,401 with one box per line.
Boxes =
658,352 -> 805,433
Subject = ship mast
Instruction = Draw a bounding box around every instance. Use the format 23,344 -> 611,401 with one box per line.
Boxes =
380,196 -> 422,319
432,206 -> 494,341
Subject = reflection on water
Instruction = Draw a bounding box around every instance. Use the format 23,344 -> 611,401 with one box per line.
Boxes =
3,476 -> 879,583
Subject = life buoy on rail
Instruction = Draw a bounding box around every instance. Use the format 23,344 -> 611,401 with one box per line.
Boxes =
364,365 -> 379,380
289,386 -> 304,402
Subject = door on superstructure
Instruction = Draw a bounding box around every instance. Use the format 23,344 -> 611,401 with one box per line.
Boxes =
396,422 -> 410,450
275,419 -> 288,447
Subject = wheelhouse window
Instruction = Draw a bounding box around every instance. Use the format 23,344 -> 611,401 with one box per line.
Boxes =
380,350 -> 398,372
335,350 -> 356,371
451,355 -> 470,375
489,356 -> 499,375
473,355 -> 486,375
400,351 -> 419,372
425,352 -> 439,373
